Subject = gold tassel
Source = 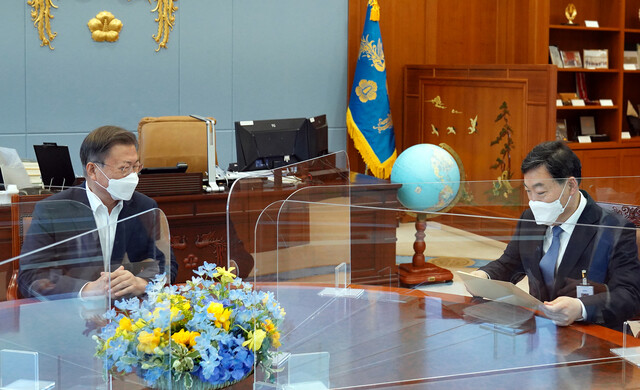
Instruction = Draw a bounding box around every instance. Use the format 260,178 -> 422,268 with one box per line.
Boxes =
369,0 -> 380,21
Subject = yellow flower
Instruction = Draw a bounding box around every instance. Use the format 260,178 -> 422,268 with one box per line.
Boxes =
213,266 -> 237,284
262,319 -> 276,334
171,329 -> 200,348
137,328 -> 163,354
118,317 -> 132,332
242,329 -> 267,351
133,319 -> 146,331
271,331 -> 281,348
355,79 -> 377,103
188,331 -> 200,347
207,302 -> 232,331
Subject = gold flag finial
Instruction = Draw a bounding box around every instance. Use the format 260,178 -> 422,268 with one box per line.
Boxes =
368,0 -> 380,21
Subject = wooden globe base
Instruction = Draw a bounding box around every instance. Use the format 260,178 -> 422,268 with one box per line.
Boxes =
398,213 -> 453,286
398,262 -> 453,285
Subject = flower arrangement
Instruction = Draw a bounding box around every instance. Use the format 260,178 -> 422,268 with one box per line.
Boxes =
94,262 -> 285,390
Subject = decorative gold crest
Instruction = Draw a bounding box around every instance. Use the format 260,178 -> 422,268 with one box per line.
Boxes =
565,3 -> 577,25
88,11 -> 123,42
28,0 -> 58,49
150,0 -> 178,51
359,34 -> 385,72
355,79 -> 378,103
374,114 -> 393,134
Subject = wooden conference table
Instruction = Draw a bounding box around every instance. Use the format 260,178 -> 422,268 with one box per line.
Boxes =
1,285 -> 638,389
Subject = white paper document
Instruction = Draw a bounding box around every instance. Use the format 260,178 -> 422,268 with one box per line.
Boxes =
456,271 -> 543,310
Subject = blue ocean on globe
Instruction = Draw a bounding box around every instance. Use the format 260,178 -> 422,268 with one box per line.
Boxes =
390,144 -> 461,212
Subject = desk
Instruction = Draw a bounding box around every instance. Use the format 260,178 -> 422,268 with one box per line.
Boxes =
257,284 -> 640,389
0,176 -> 400,298
0,286 -> 637,389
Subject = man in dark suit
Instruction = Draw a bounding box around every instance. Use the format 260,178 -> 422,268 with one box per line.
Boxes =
18,126 -> 178,299
472,141 -> 640,330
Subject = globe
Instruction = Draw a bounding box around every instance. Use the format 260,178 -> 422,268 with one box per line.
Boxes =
390,144 -> 461,212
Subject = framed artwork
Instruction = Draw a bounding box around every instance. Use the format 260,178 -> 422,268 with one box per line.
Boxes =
556,119 -> 568,141
579,116 -> 596,135
583,49 -> 608,69
549,46 -> 563,68
624,50 -> 639,70
561,50 -> 582,68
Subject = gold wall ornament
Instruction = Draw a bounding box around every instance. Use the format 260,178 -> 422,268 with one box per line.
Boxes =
88,11 -> 123,42
150,0 -> 178,51
564,3 -> 577,25
28,0 -> 58,49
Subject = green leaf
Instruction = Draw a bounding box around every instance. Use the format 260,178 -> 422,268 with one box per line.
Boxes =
495,113 -> 504,122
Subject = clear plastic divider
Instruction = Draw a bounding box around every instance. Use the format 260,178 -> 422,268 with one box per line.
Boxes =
0,190 -> 171,389
245,175 -> 640,389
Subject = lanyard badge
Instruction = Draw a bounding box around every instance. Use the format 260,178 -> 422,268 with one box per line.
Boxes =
576,269 -> 594,297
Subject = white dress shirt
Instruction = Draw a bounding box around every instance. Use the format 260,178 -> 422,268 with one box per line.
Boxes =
86,186 -> 123,270
79,186 -> 123,299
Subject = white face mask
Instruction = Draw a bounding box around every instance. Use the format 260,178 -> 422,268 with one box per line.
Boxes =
94,164 -> 139,201
529,181 -> 572,226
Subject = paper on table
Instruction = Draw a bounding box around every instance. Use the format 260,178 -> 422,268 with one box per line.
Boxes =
456,271 -> 543,310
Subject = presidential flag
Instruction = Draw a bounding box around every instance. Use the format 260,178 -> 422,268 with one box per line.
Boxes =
346,0 -> 396,179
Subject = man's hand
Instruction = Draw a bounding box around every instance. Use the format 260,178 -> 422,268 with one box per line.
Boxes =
470,270 -> 489,279
541,296 -> 583,326
103,266 -> 148,298
81,273 -> 110,298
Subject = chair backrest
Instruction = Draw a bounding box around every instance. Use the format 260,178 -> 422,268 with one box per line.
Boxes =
597,201 -> 640,259
7,193 -> 50,300
137,116 -> 217,175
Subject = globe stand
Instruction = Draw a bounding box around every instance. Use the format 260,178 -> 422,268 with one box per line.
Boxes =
398,213 -> 453,286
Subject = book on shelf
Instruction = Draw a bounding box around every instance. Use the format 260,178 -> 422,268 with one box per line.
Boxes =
549,46 -> 563,68
561,50 -> 582,68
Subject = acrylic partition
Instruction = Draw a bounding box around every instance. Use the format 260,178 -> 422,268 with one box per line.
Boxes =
0,192 -> 171,389
245,176 -> 640,389
226,152 -> 351,281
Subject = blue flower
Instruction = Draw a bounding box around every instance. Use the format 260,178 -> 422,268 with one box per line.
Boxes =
198,348 -> 221,380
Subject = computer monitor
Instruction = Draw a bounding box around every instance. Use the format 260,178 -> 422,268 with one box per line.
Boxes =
34,143 -> 76,189
235,115 -> 328,172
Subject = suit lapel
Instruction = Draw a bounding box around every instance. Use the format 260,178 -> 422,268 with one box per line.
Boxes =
553,191 -> 600,295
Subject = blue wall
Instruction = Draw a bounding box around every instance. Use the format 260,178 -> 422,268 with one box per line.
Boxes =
0,0 -> 348,174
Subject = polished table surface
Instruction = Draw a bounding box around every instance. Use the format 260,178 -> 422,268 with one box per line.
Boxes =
0,285 -> 639,389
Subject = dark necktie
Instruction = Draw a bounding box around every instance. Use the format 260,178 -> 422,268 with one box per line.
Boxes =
540,225 -> 563,294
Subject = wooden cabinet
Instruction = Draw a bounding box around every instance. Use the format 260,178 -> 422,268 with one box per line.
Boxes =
0,178 -> 400,300
546,0 -> 640,176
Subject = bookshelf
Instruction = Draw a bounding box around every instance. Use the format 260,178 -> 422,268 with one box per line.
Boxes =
547,0 -> 640,176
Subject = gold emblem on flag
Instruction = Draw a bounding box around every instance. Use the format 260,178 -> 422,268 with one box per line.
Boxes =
374,114 -> 393,133
356,79 -> 378,103
359,35 -> 385,72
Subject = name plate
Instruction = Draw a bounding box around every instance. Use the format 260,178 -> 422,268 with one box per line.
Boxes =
578,135 -> 592,143
585,20 -> 599,28
624,64 -> 638,70
600,99 -> 614,106
571,99 -> 586,106
622,132 -> 632,139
